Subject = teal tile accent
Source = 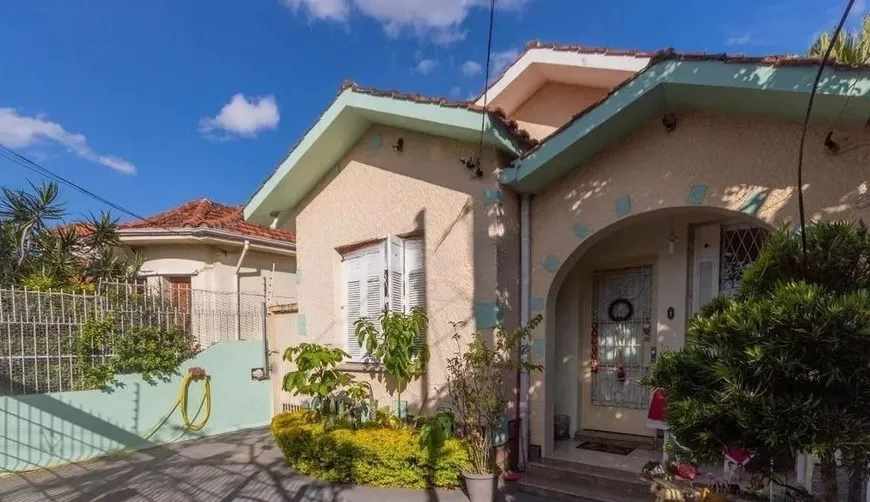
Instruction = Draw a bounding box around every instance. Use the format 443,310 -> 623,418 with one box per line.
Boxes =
295,270 -> 301,284
543,255 -> 560,273
484,189 -> 503,204
530,296 -> 545,313
368,133 -> 382,149
474,302 -> 505,329
297,313 -> 307,336
687,184 -> 708,205
572,222 -> 591,240
489,412 -> 510,447
499,168 -> 518,183
532,339 -> 545,357
740,189 -> 769,216
0,341 -> 270,471
391,400 -> 408,419
615,195 -> 632,218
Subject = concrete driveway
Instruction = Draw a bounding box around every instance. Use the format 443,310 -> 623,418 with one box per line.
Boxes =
0,427 -> 554,502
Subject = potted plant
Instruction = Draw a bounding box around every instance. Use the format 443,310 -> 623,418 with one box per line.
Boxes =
445,315 -> 542,502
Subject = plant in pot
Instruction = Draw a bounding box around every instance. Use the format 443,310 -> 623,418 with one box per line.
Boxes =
445,314 -> 542,502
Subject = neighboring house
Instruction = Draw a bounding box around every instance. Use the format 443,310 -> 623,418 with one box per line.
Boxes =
243,41 -> 870,469
118,198 -> 296,344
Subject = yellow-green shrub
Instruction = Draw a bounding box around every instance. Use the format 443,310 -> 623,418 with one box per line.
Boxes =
271,411 -> 468,489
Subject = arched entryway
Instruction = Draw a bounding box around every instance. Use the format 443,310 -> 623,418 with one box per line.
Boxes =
540,206 -> 772,457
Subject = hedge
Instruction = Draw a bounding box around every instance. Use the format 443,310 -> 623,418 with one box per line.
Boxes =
271,411 -> 468,489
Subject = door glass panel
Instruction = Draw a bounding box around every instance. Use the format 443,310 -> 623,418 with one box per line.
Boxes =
591,265 -> 652,410
719,224 -> 767,298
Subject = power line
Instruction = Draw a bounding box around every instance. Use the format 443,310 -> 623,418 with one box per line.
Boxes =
473,0 -> 497,164
796,0 -> 856,262
0,142 -> 226,253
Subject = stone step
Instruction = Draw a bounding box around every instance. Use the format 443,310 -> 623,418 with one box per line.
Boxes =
574,430 -> 657,450
523,459 -> 650,499
518,476 -> 642,502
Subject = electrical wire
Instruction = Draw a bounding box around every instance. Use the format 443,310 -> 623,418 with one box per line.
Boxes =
796,0 -> 856,262
0,141 -> 228,253
473,0 -> 497,164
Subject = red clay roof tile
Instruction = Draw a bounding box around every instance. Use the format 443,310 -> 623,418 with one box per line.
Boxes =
120,198 -> 295,243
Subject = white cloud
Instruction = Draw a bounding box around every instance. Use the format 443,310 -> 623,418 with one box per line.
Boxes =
461,60 -> 483,76
284,0 -> 531,44
0,108 -> 137,175
416,59 -> 438,74
199,93 -> 280,140
450,85 -> 462,97
491,48 -> 520,74
726,33 -> 752,46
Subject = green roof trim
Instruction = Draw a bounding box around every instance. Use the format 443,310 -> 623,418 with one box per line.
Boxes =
507,60 -> 870,193
243,87 -> 526,224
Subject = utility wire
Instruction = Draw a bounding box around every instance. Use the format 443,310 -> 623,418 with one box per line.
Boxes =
0,142 -> 227,253
473,0 -> 497,164
796,0 -> 856,262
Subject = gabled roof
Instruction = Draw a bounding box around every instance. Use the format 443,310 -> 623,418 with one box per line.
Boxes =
504,48 -> 870,193
243,81 -> 538,224
121,199 -> 295,244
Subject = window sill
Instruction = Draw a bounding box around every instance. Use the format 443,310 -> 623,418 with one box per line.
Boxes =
339,362 -> 385,373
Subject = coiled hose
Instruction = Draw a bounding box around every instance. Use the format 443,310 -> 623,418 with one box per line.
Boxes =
142,369 -> 211,441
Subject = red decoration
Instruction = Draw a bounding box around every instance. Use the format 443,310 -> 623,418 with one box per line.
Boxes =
673,462 -> 699,481
616,366 -> 627,384
590,322 -> 600,374
725,447 -> 754,466
646,388 -> 667,429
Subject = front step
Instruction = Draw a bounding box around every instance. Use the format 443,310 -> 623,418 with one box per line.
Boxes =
574,430 -> 657,451
518,457 -> 650,502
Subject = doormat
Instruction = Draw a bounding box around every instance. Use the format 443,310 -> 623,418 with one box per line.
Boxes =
576,441 -> 634,456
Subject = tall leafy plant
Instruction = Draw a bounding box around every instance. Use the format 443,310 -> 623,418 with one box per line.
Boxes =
355,307 -> 428,414
645,221 -> 870,502
446,314 -> 542,475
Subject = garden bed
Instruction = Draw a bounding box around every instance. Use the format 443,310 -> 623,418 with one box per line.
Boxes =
271,411 -> 468,489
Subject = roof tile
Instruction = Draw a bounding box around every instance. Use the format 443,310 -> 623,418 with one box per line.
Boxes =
120,198 -> 295,243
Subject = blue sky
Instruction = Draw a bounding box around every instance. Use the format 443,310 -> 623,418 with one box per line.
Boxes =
0,0 -> 861,223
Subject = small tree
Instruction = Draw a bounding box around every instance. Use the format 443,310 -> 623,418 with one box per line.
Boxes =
646,221 -> 870,502
282,343 -> 354,416
355,307 -> 428,416
446,315 -> 542,474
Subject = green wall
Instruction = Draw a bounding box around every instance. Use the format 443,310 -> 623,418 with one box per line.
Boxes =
1,340 -> 271,471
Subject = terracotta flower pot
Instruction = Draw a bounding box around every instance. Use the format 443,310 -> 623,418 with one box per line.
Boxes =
463,471 -> 498,502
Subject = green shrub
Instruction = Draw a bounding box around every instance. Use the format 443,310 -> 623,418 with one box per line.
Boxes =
271,411 -> 468,489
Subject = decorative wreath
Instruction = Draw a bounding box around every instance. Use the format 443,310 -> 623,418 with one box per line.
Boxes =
608,298 -> 634,322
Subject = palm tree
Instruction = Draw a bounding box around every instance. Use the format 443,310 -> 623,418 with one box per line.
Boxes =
0,181 -> 66,273
809,14 -> 870,64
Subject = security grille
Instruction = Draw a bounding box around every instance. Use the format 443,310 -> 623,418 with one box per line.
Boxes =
591,265 -> 653,409
719,224 -> 768,297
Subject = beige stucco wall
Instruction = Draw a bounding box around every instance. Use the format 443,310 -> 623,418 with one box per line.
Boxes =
513,82 -> 608,141
292,124 -> 519,414
530,111 -> 870,453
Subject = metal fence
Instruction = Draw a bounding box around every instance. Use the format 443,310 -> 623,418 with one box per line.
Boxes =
0,281 -> 268,396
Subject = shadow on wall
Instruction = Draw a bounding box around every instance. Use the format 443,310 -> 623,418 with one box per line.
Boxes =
0,341 -> 271,473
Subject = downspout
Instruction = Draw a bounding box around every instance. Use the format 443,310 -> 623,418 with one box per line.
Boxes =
234,240 -> 251,341
518,193 -> 531,471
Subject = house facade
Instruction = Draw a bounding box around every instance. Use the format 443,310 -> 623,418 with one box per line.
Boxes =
245,42 -> 870,468
119,198 -> 297,344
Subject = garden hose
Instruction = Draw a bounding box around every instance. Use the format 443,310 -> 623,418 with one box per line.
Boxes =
140,368 -> 211,442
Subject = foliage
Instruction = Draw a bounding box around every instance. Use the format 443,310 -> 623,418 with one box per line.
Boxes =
282,343 -> 374,425
271,411 -> 468,489
354,307 -> 429,409
76,315 -> 199,389
446,314 -> 543,474
809,14 -> 870,65
0,180 -> 142,288
644,221 -> 870,502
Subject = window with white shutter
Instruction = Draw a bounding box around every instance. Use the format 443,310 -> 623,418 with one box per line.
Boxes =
342,236 -> 426,361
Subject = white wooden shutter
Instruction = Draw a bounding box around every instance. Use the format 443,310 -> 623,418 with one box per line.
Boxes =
387,236 -> 404,313
344,242 -> 386,360
692,223 -> 721,314
403,238 -> 425,312
344,253 -> 364,359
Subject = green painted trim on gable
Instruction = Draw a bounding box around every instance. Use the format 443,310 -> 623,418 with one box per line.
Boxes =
509,61 -> 870,193
244,89 -> 523,223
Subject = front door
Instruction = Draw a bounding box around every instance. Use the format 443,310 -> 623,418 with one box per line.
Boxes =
591,265 -> 653,412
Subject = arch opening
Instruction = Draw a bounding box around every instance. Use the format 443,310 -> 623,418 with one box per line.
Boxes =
539,205 -> 772,459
